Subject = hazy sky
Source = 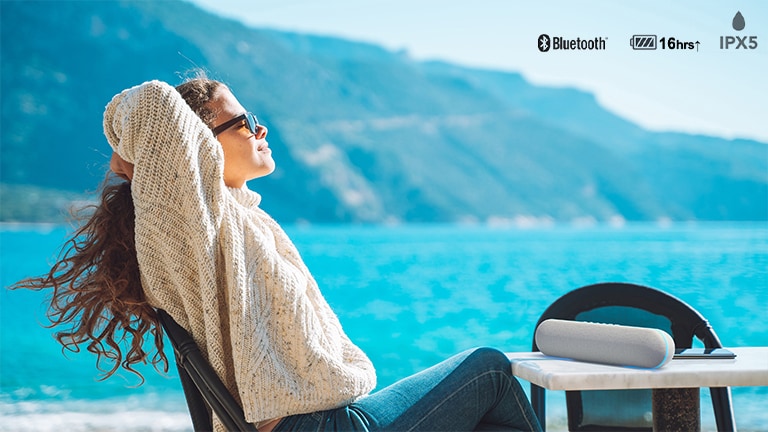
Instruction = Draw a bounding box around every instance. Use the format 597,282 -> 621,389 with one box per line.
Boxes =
186,0 -> 767,142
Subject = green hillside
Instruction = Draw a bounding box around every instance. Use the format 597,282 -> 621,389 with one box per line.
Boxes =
1,0 -> 766,223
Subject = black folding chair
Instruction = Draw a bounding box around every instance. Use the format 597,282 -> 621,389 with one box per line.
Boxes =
530,282 -> 736,432
157,309 -> 258,432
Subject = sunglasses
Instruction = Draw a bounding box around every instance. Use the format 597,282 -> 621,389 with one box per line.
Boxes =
211,112 -> 260,137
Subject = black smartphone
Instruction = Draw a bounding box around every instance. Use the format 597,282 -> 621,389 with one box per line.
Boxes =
673,348 -> 736,359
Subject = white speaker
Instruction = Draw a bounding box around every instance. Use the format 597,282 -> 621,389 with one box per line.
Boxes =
535,319 -> 675,369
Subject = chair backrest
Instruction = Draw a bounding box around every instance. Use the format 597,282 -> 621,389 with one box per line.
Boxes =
530,282 -> 735,432
156,309 -> 258,432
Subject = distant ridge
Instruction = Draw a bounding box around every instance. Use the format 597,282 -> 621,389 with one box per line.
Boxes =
1,0 -> 766,223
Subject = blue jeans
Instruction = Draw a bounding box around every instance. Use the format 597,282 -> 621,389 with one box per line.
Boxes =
273,347 -> 542,431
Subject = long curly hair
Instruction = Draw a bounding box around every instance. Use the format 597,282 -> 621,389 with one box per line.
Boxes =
10,75 -> 225,383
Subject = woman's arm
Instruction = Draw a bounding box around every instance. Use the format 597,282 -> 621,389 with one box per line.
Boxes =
102,80 -> 227,327
103,80 -> 225,215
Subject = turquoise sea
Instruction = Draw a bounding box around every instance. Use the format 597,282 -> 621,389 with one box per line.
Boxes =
1,223 -> 767,431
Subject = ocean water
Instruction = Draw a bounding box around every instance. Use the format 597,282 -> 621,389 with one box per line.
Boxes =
1,222 -> 766,431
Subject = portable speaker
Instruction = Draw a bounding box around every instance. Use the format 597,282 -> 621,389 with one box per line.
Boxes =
535,319 -> 675,369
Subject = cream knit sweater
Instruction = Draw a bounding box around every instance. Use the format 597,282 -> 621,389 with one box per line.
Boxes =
103,81 -> 376,427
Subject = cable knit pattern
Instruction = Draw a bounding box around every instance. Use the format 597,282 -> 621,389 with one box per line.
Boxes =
103,81 -> 376,428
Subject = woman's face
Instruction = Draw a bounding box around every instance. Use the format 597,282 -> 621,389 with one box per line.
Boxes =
208,86 -> 275,188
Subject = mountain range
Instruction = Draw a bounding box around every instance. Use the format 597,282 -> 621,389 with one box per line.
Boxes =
2,0 -> 766,223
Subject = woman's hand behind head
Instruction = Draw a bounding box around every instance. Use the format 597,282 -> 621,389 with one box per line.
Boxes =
110,152 -> 134,181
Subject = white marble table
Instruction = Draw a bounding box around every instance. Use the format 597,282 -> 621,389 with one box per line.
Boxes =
507,347 -> 768,390
506,347 -> 768,431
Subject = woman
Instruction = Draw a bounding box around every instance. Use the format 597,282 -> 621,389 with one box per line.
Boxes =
14,76 -> 541,432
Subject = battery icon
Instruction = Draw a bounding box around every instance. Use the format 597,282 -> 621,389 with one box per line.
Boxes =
630,35 -> 657,50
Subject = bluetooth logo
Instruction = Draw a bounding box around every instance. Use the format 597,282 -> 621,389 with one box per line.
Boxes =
538,34 -> 551,52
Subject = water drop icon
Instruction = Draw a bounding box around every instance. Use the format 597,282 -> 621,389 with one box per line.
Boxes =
732,11 -> 745,31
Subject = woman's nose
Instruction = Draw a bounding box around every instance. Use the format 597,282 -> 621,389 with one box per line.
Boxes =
256,124 -> 268,140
